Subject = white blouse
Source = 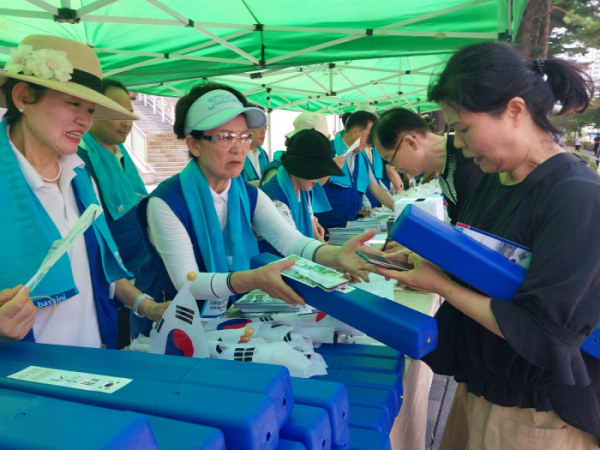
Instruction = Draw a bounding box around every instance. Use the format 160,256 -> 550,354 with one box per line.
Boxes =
11,140 -> 102,348
146,180 -> 323,301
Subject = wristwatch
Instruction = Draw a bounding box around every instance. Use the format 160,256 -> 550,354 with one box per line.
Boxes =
133,294 -> 152,318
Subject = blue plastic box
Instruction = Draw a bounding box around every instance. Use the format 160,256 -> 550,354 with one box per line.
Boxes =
278,440 -> 307,450
0,388 -> 158,450
144,415 -> 226,450
346,385 -> 398,427
279,404 -> 331,450
290,377 -> 349,447
316,344 -> 402,360
0,359 -> 278,450
319,354 -> 404,375
391,204 -> 526,300
251,253 -> 438,359
0,341 -> 292,428
349,427 -> 392,450
313,369 -> 403,415
349,404 -> 391,433
391,204 -> 600,360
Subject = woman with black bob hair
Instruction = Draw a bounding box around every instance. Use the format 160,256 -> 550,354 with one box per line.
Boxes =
371,108 -> 482,223
378,43 -> 600,448
133,82 -> 377,338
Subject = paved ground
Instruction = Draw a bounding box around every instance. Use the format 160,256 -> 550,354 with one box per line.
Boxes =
426,374 -> 458,450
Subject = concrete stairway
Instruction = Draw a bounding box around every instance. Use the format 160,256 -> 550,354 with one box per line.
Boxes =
131,97 -> 190,183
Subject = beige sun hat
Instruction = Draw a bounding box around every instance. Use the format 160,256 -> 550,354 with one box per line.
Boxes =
0,34 -> 138,120
285,112 -> 330,139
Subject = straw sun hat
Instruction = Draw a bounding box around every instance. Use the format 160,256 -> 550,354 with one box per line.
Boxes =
0,34 -> 138,120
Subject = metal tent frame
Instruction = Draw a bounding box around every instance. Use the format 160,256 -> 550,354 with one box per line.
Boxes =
1,0 -> 524,114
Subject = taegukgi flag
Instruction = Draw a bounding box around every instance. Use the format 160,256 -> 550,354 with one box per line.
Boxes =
149,281 -> 209,358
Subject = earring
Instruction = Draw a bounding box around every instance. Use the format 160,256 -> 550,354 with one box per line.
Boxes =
18,108 -> 24,113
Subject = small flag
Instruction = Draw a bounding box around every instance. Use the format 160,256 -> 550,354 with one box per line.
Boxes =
148,281 -> 209,358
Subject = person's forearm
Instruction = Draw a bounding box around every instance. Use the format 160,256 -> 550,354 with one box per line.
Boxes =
114,279 -> 143,309
369,184 -> 395,210
313,245 -> 342,269
438,279 -> 504,338
229,270 -> 254,295
386,166 -> 403,191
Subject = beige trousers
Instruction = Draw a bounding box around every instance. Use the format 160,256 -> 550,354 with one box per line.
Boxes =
439,383 -> 599,450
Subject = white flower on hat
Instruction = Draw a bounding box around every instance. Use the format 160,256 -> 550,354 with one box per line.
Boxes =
28,49 -> 73,83
5,45 -> 34,76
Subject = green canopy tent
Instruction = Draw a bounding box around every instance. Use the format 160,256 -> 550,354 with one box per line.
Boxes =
1,0 -> 526,115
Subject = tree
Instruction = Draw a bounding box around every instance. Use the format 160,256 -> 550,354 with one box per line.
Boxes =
551,102 -> 600,134
515,0 -> 600,59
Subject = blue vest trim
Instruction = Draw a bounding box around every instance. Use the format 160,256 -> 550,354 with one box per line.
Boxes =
78,149 -> 145,275
20,179 -> 119,348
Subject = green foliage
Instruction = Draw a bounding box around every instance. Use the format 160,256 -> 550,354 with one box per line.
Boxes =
515,0 -> 600,59
551,103 -> 600,134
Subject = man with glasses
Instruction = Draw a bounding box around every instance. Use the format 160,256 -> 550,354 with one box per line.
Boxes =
371,108 -> 482,224
315,111 -> 396,229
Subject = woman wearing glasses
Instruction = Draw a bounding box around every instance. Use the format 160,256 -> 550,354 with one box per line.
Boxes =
132,83 -> 377,339
371,108 -> 482,224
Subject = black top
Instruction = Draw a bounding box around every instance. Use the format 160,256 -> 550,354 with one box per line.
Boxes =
438,135 -> 483,224
422,155 -> 600,437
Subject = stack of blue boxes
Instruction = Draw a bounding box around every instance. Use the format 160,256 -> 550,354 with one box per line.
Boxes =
0,251 -> 439,449
0,341 -> 404,449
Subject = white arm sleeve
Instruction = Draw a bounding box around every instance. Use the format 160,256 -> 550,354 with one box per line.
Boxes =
253,190 -> 323,259
146,197 -> 234,300
273,200 -> 298,230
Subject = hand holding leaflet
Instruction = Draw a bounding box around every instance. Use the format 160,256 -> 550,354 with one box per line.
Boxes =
19,204 -> 104,294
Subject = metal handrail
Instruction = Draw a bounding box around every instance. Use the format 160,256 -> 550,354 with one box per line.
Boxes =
124,123 -> 150,169
140,93 -> 175,125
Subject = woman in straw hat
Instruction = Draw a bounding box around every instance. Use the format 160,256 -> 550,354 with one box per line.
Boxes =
132,82 -> 379,339
0,35 -> 167,347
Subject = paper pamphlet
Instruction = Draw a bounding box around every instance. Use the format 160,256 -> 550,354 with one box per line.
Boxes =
354,273 -> 396,300
344,138 -> 361,156
20,204 -> 103,294
279,255 -> 348,291
8,366 -> 131,394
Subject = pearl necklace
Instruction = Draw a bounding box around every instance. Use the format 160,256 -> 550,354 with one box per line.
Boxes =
36,160 -> 63,183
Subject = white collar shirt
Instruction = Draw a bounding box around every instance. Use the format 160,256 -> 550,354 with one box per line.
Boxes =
10,133 -> 102,348
342,138 -> 357,180
246,147 -> 263,178
210,179 -> 232,231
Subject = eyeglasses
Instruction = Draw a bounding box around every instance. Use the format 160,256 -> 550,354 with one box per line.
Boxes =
385,134 -> 416,169
200,132 -> 254,148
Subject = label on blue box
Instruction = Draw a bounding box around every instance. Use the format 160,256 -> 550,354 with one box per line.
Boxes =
8,366 -> 132,394
455,223 -> 531,269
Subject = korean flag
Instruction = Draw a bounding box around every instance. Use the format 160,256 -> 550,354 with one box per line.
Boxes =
149,282 -> 209,358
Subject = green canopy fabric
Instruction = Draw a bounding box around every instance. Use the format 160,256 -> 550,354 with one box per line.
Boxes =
0,0 -> 526,113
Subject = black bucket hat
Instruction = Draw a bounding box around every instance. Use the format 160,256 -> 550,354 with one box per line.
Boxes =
282,129 -> 345,180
